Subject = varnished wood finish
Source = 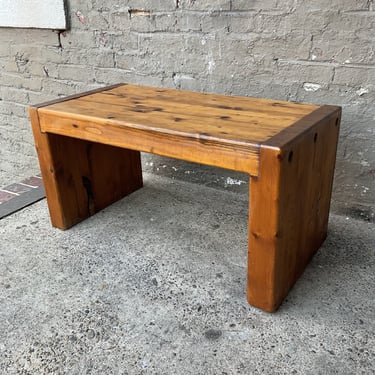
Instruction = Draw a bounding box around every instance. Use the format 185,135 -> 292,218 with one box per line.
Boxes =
29,106 -> 143,229
29,83 -> 341,312
248,106 -> 341,312
36,84 -> 319,175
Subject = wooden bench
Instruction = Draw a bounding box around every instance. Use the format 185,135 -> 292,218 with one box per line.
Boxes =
29,83 -> 341,312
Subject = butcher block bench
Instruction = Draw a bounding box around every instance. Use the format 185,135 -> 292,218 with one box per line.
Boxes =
29,83 -> 341,312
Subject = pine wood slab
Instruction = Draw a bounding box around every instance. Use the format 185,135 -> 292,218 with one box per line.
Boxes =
29,83 -> 341,312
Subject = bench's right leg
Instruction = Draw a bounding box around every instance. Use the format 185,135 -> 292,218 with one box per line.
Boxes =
29,107 -> 143,229
247,108 -> 340,312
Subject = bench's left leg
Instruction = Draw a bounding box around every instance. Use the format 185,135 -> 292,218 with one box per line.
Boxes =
30,107 -> 143,230
247,107 -> 341,312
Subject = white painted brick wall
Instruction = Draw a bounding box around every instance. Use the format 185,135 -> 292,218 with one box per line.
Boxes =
0,0 -> 374,218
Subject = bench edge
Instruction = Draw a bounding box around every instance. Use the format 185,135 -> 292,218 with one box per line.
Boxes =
29,83 -> 126,109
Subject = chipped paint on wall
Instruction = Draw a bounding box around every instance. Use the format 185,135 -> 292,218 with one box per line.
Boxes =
303,83 -> 322,92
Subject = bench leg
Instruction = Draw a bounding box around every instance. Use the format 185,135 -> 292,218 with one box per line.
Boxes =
30,108 -> 143,230
247,111 -> 340,312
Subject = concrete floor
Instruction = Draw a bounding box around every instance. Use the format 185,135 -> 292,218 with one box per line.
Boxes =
1,171 -> 374,374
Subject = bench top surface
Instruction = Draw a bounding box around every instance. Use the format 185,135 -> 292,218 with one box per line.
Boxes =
37,83 -> 320,145
34,84 -> 334,174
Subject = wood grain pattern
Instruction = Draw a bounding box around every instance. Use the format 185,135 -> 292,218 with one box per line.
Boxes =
248,106 -> 341,312
37,111 -> 260,174
29,107 -> 143,229
36,84 -> 319,176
